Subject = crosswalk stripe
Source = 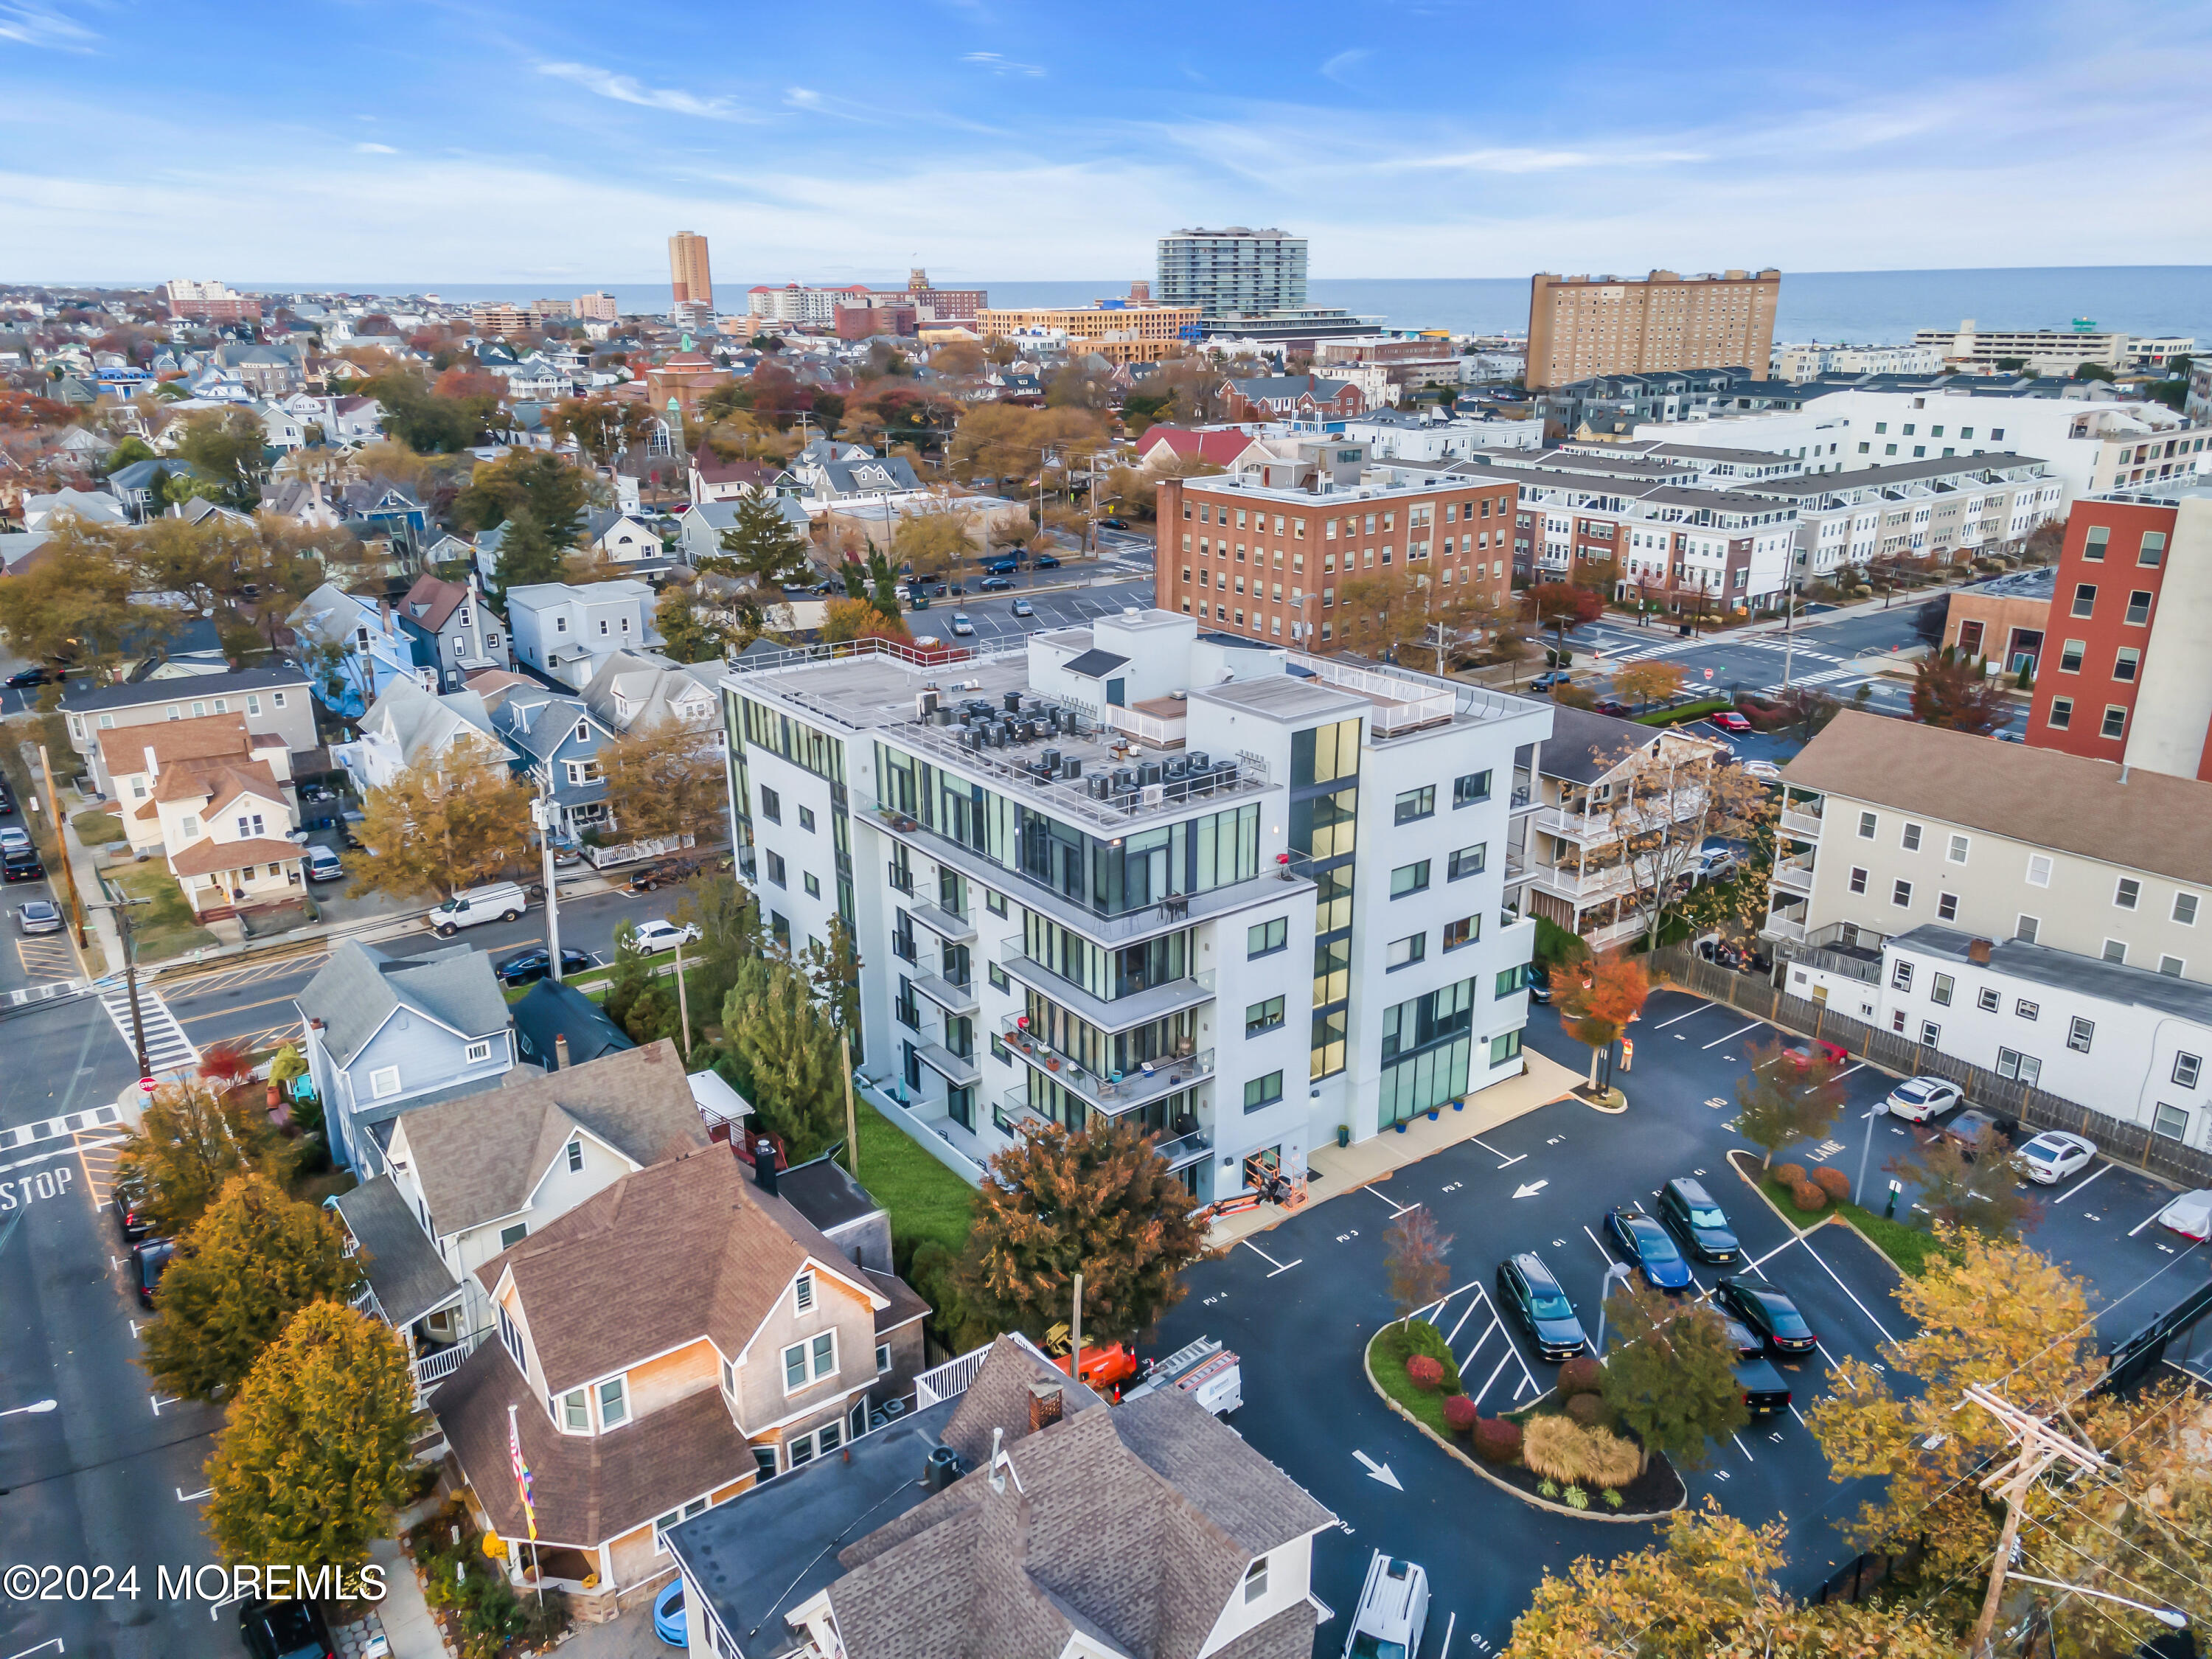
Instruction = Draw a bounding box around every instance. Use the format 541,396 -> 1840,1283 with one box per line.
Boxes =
0,1103 -> 125,1152
98,987 -> 200,1077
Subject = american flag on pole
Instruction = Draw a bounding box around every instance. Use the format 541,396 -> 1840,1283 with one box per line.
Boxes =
507,1403 -> 537,1540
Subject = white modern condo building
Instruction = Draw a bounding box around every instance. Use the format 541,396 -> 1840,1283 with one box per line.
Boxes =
718,610 -> 1552,1202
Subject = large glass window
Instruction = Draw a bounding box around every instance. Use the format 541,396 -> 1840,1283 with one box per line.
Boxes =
1379,978 -> 1476,1126
1391,860 -> 1430,898
1290,719 -> 1361,787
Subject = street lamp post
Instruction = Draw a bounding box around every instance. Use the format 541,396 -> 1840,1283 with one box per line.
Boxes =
530,790 -> 564,984
2003,1575 -> 2187,1630
90,877 -> 153,1077
1592,1262 -> 1633,1357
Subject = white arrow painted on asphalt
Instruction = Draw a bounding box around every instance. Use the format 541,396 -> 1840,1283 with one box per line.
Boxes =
1513,1180 -> 1549,1198
1354,1450 -> 1403,1490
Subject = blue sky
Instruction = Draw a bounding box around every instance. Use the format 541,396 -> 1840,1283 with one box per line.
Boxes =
2,0 -> 2208,286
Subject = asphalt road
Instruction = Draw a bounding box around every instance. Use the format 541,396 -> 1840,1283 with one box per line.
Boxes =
1143,981 -> 2208,1659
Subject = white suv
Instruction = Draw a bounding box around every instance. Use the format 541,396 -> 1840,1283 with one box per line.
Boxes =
624,919 -> 702,954
431,881 -> 528,936
1343,1551 -> 1429,1659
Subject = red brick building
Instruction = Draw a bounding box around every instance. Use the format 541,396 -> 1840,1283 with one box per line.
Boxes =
1217,375 -> 1366,422
1157,470 -> 1516,650
2025,483 -> 2212,780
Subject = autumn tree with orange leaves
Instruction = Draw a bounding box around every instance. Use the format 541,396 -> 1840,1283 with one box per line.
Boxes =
1551,952 -> 1649,1092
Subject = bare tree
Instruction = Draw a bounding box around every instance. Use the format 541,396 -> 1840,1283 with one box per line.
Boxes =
1593,738 -> 1778,954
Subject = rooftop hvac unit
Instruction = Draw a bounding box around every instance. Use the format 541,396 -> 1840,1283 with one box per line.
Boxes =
1137,761 -> 1164,787
1164,757 -> 1190,779
1163,776 -> 1189,802
1002,689 -> 1023,712
917,689 -> 940,717
1112,768 -> 1137,793
990,726 -> 1009,748
1062,757 -> 1082,780
932,707 -> 955,726
1186,750 -> 1210,771
1141,784 -> 1165,807
1087,773 -> 1111,800
1040,748 -> 1061,771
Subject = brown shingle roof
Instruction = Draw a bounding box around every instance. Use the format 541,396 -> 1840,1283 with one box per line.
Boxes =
403,574 -> 469,633
97,710 -> 254,774
473,1147 -> 886,1396
1781,711 -> 2212,887
169,835 -> 302,877
397,1040 -> 709,1239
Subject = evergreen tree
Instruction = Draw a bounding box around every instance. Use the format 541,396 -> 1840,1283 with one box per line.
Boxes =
490,506 -> 568,594
142,1173 -> 358,1402
204,1303 -> 417,1571
714,493 -> 813,589
719,956 -> 844,1158
1598,1280 -> 1748,1471
957,1119 -> 1206,1345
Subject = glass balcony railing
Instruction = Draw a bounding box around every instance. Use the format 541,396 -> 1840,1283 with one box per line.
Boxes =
995,1017 -> 1212,1116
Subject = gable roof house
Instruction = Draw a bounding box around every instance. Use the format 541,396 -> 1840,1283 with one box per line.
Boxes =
431,1145 -> 924,1621
287,581 -> 435,717
511,978 -> 636,1072
1135,425 -> 1273,474
334,678 -> 503,794
664,1335 -> 1335,1659
579,649 -> 719,736
687,446 -> 796,505
394,572 -> 512,689
582,506 -> 673,570
504,580 -> 664,692
295,939 -> 516,1175
22,487 -> 128,532
98,712 -> 304,923
334,1040 -> 709,1399
1220,374 -> 1366,422
676,495 -> 812,568
60,665 -> 316,796
796,453 -> 925,506
490,687 -> 618,841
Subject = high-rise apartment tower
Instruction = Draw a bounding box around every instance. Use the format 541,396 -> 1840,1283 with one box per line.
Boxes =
1526,268 -> 1780,389
1157,228 -> 1308,319
668,232 -> 714,311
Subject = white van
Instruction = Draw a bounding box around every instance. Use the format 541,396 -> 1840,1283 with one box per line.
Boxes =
1343,1552 -> 1429,1659
431,881 -> 528,936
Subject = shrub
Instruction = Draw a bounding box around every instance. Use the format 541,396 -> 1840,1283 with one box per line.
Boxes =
1397,1318 -> 1464,1394
1583,1425 -> 1645,1488
1602,1488 -> 1624,1509
1790,1179 -> 1829,1212
1557,1355 -> 1604,1397
1441,1394 -> 1478,1433
1773,1162 -> 1806,1188
1525,1416 -> 1645,1486
1537,1478 -> 1559,1498
1472,1417 -> 1522,1464
1405,1354 -> 1445,1392
1563,1484 -> 1590,1510
1811,1166 -> 1851,1200
1565,1391 -> 1607,1427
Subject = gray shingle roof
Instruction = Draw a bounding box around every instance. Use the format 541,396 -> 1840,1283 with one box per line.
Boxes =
297,940 -> 510,1066
510,978 -> 635,1071
333,1173 -> 462,1327
394,1040 -> 703,1238
58,662 -> 311,713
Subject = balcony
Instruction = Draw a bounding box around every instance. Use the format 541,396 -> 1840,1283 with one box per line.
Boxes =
1519,859 -> 1638,902
1771,855 -> 1815,894
1150,1127 -> 1213,1172
1106,698 -> 1188,748
914,1040 -> 979,1090
911,970 -> 978,1018
1761,911 -> 1809,944
997,1019 -> 1214,1116
1509,770 -> 1536,813
887,861 -> 914,897
995,938 -> 1215,1032
906,894 -> 975,942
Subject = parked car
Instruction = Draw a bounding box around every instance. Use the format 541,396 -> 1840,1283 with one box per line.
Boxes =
1030,552 -> 1061,570
1884,1076 -> 1963,1121
1099,516 -> 1130,529
4,666 -> 54,688
653,1577 -> 686,1648
3,847 -> 43,883
1011,598 -> 1034,617
1604,1205 -> 1693,1291
1714,1276 -> 1818,1357
1941,1107 -> 2016,1160
113,1168 -> 151,1242
15,898 -> 62,934
1708,710 -> 1753,734
0,826 -> 29,854
977,575 -> 1015,592
1529,670 -> 1571,692
981,556 -> 1019,575
1526,973 -> 1554,1005
131,1237 -> 175,1308
1495,1251 -> 1588,1360
624,919 -> 701,954
429,880 -> 527,936
1696,844 -> 1739,881
494,945 -> 594,986
1343,1551 -> 1429,1659
1656,1177 -> 1740,1265
237,1595 -> 336,1659
1740,759 -> 1783,781
304,845 -> 345,883
1719,1313 -> 1794,1418
949,612 -> 975,636
2015,1130 -> 2096,1185
0,782 -> 13,814
1777,1037 -> 1849,1071
1592,698 -> 1631,717
2157,1189 -> 2212,1241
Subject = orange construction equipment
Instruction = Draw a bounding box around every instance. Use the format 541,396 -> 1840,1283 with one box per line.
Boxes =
1054,1341 -> 1140,1394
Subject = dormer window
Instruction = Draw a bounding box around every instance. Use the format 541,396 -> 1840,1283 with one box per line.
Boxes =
497,1304 -> 526,1372
574,720 -> 589,742
597,1375 -> 629,1428
557,1388 -> 588,1431
566,1138 -> 583,1173
1243,1557 -> 1268,1603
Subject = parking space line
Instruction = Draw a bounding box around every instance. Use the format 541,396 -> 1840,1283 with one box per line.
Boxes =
1813,1340 -> 1844,1369
1362,1184 -> 1413,1216
2129,1200 -> 2172,1237
1443,1296 -> 1484,1348
1788,1402 -> 1808,1427
1654,1003 -> 1716,1029
1240,1239 -> 1302,1276
1835,1061 -> 1868,1079
1582,1223 -> 1618,1266
1732,1432 -> 1755,1463
1795,1230 -> 1897,1344
2051,1164 -> 2112,1205
1703,1020 -> 1765,1051
1458,1316 -> 1501,1374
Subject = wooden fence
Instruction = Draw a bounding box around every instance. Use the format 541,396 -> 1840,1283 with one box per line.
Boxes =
1653,948 -> 2212,1191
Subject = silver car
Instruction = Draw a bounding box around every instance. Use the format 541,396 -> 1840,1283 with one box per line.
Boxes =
15,899 -> 62,934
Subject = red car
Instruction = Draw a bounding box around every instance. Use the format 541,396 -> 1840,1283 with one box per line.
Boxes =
1778,1038 -> 1849,1071
1708,711 -> 1752,734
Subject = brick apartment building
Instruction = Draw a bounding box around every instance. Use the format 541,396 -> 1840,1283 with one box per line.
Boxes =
1218,375 -> 1367,421
1526,268 -> 1781,390
161,279 -> 262,324
1156,470 -> 1517,649
2025,481 -> 2212,780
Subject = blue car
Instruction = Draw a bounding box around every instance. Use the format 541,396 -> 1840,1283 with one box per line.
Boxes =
1604,1206 -> 1693,1291
653,1576 -> 686,1646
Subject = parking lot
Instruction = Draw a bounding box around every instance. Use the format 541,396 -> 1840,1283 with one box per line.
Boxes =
1142,983 -> 2208,1658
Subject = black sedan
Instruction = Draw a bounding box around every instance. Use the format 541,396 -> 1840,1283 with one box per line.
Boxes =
4,666 -> 53,688
495,945 -> 594,986
1496,1251 -> 1588,1361
113,1169 -> 152,1242
977,575 -> 1015,591
1604,1206 -> 1694,1291
239,1595 -> 335,1659
1714,1276 -> 1818,1357
131,1237 -> 175,1308
1719,1313 -> 1793,1416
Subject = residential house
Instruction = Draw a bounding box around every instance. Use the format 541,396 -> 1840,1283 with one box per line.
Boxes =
333,678 -> 501,794
506,580 -> 664,692
22,487 -> 127,531
774,1152 -> 929,1402
664,1334 -> 1336,1659
264,477 -> 432,567
1135,424 -> 1273,473
688,447 -> 795,504
1505,703 -> 1725,950
335,1040 -> 709,1398
215,341 -> 305,396
295,939 -> 517,1175
394,573 -> 511,689
512,979 -> 636,1072
583,506 -> 671,567
271,392 -> 386,445
257,400 -> 307,451
579,650 -> 718,735
677,496 -> 810,568
60,665 -> 316,797
431,1145 -> 925,1618
102,457 -> 202,522
97,712 -> 302,920
490,686 -> 618,839
1220,374 -> 1367,421
795,453 -> 924,505
288,581 -> 435,716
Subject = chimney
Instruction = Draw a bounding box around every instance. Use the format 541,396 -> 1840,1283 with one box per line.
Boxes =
1027,1380 -> 1064,1434
553,1033 -> 569,1071
751,1135 -> 779,1196
1967,938 -> 1993,964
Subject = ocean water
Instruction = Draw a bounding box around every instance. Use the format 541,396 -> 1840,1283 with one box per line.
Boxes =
269,266 -> 2212,349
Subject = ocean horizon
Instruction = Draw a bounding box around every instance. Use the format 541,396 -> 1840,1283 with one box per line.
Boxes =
114,265 -> 2212,351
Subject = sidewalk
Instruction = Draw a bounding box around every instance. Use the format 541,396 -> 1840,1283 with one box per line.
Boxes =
366,1535 -> 447,1659
1203,1049 -> 1582,1248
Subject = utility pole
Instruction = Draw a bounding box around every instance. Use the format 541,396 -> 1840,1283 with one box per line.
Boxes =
672,937 -> 692,1062
1781,570 -> 1802,689
94,876 -> 153,1077
840,1030 -> 858,1180
32,744 -> 86,949
530,787 -> 563,982
1962,1383 -> 2110,1659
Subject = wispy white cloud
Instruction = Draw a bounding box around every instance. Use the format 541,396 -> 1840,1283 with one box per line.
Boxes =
960,49 -> 1043,77
0,1 -> 96,50
353,142 -> 397,155
1318,48 -> 1369,86
534,61 -> 757,122
1387,145 -> 1711,173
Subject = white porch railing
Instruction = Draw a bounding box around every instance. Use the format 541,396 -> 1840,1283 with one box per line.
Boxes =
914,1346 -> 992,1409
1106,703 -> 1187,748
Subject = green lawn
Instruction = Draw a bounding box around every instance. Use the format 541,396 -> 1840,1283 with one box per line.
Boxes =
1757,1172 -> 1950,1277
851,1096 -> 975,1257
105,860 -> 218,961
71,809 -> 125,846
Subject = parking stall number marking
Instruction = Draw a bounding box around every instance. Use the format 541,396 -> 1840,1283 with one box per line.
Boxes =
0,1164 -> 74,1210
1441,1182 -> 1463,1194
1335,1229 -> 1360,1244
